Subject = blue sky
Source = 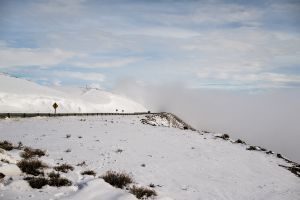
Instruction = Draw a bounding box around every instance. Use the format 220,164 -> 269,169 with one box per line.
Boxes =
0,0 -> 300,89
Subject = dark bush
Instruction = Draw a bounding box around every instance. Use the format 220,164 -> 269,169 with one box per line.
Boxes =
15,142 -> 24,150
54,164 -> 74,173
101,171 -> 133,189
48,177 -> 72,187
130,185 -> 157,199
115,149 -> 123,153
0,172 -> 5,179
277,153 -> 283,158
24,177 -> 48,189
48,171 -> 60,179
216,134 -> 229,140
1,158 -> 10,164
234,139 -> 246,144
0,140 -> 14,151
17,159 -> 47,176
259,147 -> 267,151
81,170 -> 96,176
266,150 -> 273,154
24,174 -> 72,188
76,161 -> 87,167
20,147 -> 46,159
246,146 -> 257,151
279,164 -> 300,178
65,149 -> 71,153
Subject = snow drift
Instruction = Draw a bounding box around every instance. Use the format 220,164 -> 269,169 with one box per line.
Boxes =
0,73 -> 146,113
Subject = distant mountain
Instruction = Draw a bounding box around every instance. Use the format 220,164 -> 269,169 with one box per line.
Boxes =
0,73 -> 146,113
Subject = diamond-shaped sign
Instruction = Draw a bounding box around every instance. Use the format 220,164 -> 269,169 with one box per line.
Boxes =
53,102 -> 58,109
53,102 -> 58,114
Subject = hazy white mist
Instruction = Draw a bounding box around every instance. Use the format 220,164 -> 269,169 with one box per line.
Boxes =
115,80 -> 300,163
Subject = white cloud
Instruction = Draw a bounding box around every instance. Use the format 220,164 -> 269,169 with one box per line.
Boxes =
88,83 -> 102,89
1,0 -> 299,89
0,42 -> 75,68
32,0 -> 86,16
52,80 -> 62,86
176,28 -> 300,87
54,71 -> 105,82
121,27 -> 199,39
71,57 -> 141,68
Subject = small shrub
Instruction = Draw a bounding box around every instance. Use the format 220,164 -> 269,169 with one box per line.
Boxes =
246,146 -> 257,151
0,172 -> 5,179
1,158 -> 10,164
101,171 -> 133,189
259,147 -> 267,151
266,151 -> 273,154
15,142 -> 24,150
130,185 -> 157,199
277,153 -> 283,159
48,171 -> 60,179
48,177 -> 72,187
76,161 -> 87,167
115,149 -> 123,153
65,149 -> 71,153
24,171 -> 72,189
24,175 -> 72,188
17,159 -> 47,176
81,170 -> 96,176
234,139 -> 246,144
216,134 -> 229,140
54,164 -> 74,173
20,147 -> 46,159
279,164 -> 300,178
149,183 -> 155,188
0,140 -> 14,151
24,177 -> 48,189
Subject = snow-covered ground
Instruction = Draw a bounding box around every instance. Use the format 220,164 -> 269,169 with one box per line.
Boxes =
0,73 -> 146,113
0,115 -> 299,200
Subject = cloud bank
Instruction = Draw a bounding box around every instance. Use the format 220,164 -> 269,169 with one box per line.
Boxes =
115,80 -> 300,163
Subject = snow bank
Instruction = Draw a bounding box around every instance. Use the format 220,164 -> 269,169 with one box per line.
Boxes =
0,73 -> 146,113
62,179 -> 137,200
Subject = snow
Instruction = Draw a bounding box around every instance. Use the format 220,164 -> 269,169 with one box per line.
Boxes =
0,164 -> 21,177
0,73 -> 146,113
61,179 -> 137,200
0,115 -> 299,200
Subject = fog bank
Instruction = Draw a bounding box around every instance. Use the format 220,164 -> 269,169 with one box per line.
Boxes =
114,80 -> 300,163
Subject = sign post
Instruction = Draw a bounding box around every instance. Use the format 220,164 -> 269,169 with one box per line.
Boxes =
53,102 -> 58,114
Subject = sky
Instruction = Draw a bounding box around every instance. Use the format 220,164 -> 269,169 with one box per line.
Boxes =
0,0 -> 300,161
0,0 -> 300,89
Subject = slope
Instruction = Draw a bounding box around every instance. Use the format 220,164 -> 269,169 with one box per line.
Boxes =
0,114 -> 299,200
0,73 -> 146,113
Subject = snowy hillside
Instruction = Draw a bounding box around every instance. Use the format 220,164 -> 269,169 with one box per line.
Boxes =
0,73 -> 146,113
0,114 -> 299,200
